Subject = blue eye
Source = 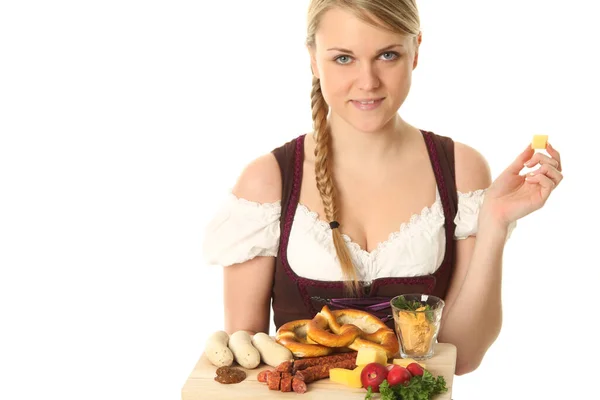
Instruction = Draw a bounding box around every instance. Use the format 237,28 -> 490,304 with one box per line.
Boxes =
380,52 -> 399,61
334,55 -> 352,65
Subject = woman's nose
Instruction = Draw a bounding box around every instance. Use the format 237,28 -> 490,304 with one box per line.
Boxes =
356,63 -> 380,91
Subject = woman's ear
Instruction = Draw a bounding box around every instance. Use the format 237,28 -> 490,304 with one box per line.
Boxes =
413,32 -> 422,70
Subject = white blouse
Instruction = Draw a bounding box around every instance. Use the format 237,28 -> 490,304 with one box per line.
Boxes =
203,189 -> 515,282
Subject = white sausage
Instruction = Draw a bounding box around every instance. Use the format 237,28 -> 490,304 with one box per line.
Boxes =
228,331 -> 261,369
251,332 -> 293,367
204,330 -> 234,367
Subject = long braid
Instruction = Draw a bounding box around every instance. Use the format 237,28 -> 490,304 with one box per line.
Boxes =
311,76 -> 360,296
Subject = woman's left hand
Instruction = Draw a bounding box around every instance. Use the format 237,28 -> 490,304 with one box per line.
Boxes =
482,142 -> 563,227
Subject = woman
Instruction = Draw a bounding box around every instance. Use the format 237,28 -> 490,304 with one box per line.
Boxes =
202,0 -> 562,375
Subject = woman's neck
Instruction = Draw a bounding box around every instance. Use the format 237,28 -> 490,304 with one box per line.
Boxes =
325,113 -> 417,168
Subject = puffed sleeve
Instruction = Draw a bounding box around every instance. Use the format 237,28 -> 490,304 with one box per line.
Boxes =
454,189 -> 516,240
202,193 -> 282,266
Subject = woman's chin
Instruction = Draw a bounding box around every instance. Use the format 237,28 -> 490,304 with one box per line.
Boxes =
346,116 -> 397,134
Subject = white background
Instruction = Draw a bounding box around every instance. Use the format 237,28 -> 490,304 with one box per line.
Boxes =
1,1 -> 599,399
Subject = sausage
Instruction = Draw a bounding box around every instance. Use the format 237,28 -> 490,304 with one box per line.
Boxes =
228,331 -> 261,369
292,377 -> 307,394
294,359 -> 356,383
275,360 -> 293,373
251,332 -> 294,367
292,351 -> 357,372
213,366 -> 246,384
267,371 -> 281,390
280,376 -> 293,392
257,369 -> 271,383
215,366 -> 233,376
281,372 -> 292,379
204,331 -> 234,368
266,370 -> 282,378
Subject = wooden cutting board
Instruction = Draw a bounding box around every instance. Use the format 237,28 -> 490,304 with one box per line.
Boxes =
181,342 -> 456,400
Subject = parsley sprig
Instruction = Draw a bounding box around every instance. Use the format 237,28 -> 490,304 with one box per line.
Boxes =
364,370 -> 448,400
392,296 -> 430,312
392,296 -> 435,323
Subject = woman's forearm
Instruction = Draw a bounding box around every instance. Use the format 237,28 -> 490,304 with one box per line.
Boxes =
438,216 -> 510,375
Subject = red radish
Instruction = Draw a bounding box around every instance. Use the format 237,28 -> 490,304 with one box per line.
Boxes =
360,362 -> 389,393
386,365 -> 412,387
406,362 -> 424,377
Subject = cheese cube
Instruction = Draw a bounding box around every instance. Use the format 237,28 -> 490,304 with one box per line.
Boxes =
353,365 -> 365,376
392,358 -> 427,369
355,347 -> 388,366
531,135 -> 548,149
329,367 -> 363,388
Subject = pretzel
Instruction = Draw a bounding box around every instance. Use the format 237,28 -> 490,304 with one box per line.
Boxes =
312,306 -> 399,358
275,319 -> 334,358
276,306 -> 400,359
306,307 -> 362,348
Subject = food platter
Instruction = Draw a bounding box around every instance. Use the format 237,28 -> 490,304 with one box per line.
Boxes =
181,342 -> 456,399
183,304 -> 456,399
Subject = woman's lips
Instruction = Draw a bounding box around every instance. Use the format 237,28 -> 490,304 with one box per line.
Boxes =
350,98 -> 384,110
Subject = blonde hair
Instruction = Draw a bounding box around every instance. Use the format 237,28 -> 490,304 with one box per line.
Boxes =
306,0 -> 420,295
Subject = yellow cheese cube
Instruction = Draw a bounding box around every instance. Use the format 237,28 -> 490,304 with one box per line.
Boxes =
531,135 -> 548,149
356,347 -> 388,366
329,367 -> 363,388
353,365 -> 365,376
392,358 -> 427,369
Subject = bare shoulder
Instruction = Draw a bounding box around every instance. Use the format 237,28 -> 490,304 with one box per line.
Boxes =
454,141 -> 492,192
232,152 -> 282,203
